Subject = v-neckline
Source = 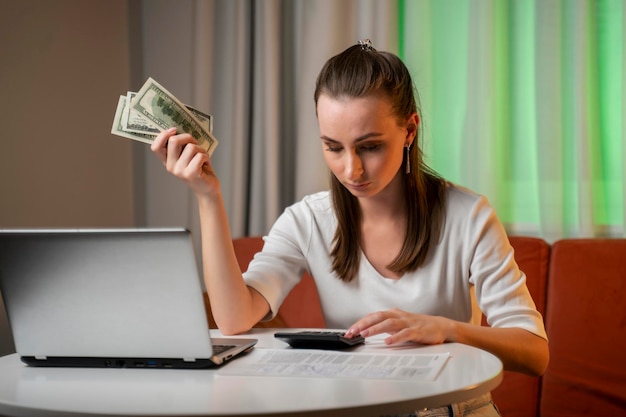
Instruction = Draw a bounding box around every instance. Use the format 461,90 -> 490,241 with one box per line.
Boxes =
360,249 -> 404,281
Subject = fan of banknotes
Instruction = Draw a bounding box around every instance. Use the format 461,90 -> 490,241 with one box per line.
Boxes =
111,77 -> 219,155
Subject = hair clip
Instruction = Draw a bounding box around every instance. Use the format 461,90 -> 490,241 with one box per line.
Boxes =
358,38 -> 374,51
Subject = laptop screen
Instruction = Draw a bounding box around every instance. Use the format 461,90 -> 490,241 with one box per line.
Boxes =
0,228 -> 215,361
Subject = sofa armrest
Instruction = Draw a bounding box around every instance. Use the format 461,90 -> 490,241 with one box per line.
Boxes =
541,239 -> 626,416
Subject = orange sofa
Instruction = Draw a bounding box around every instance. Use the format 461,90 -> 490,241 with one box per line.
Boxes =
210,236 -> 626,417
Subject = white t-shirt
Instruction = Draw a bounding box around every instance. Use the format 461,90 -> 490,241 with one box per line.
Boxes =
243,184 -> 547,340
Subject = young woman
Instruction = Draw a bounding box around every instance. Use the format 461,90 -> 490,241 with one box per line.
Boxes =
151,40 -> 548,416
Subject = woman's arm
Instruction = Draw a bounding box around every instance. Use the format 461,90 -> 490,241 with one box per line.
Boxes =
151,129 -> 269,334
346,310 -> 549,376
449,321 -> 549,376
196,193 -> 270,334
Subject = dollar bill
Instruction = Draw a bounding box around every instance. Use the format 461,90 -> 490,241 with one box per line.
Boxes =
111,78 -> 218,155
121,92 -> 161,136
122,91 -> 214,136
111,95 -> 155,145
185,104 -> 213,133
130,77 -> 218,155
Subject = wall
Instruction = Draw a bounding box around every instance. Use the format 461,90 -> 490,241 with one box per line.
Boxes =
0,0 -> 137,355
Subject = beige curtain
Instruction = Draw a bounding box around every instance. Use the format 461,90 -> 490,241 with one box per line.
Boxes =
138,0 -> 398,241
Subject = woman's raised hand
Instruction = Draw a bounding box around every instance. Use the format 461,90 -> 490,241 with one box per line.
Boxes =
151,128 -> 220,199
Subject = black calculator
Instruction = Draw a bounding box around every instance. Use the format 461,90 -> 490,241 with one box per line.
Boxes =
274,330 -> 365,350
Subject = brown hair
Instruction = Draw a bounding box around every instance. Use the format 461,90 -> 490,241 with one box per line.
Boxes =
314,44 -> 447,282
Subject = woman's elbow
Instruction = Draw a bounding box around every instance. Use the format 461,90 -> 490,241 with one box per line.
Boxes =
215,319 -> 254,336
525,337 -> 550,377
534,340 -> 550,376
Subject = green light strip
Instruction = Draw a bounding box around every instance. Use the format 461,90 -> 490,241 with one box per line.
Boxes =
398,0 -> 405,59
595,0 -> 623,226
560,3 -> 578,233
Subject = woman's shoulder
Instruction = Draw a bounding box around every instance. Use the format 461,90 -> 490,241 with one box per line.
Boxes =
443,182 -> 496,223
270,190 -> 335,243
445,182 -> 490,208
277,191 -> 334,225
288,190 -> 333,212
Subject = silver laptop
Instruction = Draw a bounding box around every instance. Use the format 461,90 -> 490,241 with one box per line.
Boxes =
0,228 -> 257,368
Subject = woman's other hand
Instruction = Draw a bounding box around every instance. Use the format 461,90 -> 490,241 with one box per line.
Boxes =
345,308 -> 452,346
346,308 -> 549,375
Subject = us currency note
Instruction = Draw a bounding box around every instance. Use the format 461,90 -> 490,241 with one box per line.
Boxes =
121,92 -> 160,136
130,77 -> 218,155
185,104 -> 213,134
111,95 -> 156,145
122,91 -> 214,136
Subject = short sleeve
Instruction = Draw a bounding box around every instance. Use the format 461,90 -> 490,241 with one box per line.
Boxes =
466,196 -> 548,340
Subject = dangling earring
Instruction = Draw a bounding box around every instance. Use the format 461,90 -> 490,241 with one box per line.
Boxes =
405,145 -> 411,174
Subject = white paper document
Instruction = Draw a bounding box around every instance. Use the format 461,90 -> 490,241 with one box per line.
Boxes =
218,349 -> 450,381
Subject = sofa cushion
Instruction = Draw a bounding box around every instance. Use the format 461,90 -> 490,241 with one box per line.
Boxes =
540,239 -> 626,416
488,236 -> 550,417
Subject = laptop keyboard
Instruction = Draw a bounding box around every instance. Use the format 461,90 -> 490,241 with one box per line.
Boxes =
212,344 -> 235,354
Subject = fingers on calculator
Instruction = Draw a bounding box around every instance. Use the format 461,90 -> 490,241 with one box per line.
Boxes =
274,331 -> 365,350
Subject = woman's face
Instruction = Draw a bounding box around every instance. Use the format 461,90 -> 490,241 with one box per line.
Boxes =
317,94 -> 417,199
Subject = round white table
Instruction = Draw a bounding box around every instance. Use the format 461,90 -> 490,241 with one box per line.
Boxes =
0,328 -> 502,417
